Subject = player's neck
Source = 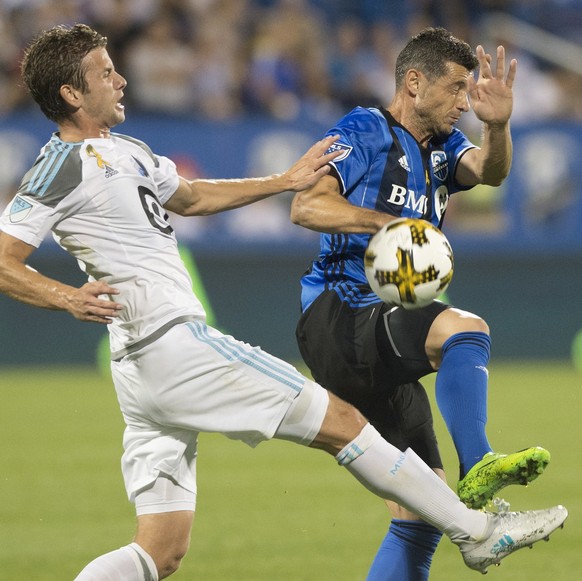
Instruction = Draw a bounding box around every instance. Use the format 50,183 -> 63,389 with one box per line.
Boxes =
387,98 -> 432,148
58,119 -> 112,142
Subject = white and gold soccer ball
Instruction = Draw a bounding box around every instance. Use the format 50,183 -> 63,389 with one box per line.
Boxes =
364,218 -> 454,309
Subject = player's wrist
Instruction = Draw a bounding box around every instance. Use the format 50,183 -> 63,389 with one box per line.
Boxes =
482,119 -> 510,131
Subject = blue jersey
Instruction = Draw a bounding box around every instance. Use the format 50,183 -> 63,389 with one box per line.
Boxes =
300,106 -> 476,311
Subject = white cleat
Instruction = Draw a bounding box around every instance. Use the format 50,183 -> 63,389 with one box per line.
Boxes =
456,505 -> 568,574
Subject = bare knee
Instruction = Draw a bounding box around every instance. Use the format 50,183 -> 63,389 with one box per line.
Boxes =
137,536 -> 189,579
426,308 -> 489,367
157,544 -> 189,579
135,511 -> 193,578
310,391 -> 368,455
433,307 -> 489,338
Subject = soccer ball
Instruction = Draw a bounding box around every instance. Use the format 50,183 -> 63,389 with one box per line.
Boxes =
364,218 -> 454,309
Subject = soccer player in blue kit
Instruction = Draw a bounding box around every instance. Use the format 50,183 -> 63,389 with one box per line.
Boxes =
0,24 -> 566,580
292,28 -> 552,581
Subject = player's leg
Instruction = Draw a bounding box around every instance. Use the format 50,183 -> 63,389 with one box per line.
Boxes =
74,330 -> 204,581
363,383 -> 445,581
425,306 -> 493,475
277,385 -> 486,541
74,476 -> 195,580
366,498 -> 443,581
134,511 -> 194,579
296,292 -> 444,581
132,475 -> 196,578
424,307 -> 550,507
281,387 -> 567,574
381,303 -> 550,508
73,543 -> 159,580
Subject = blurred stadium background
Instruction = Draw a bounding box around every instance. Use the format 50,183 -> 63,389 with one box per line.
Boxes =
0,1 -> 581,579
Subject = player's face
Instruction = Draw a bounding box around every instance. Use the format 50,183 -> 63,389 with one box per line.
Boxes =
415,62 -> 472,138
78,47 -> 127,130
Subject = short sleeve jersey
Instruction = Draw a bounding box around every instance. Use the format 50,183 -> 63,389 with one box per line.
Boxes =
300,106 -> 477,311
0,133 -> 205,355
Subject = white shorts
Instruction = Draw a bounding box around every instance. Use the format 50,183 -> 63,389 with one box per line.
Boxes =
111,320 -> 328,510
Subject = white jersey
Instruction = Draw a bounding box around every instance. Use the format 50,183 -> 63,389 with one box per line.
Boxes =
0,132 -> 206,357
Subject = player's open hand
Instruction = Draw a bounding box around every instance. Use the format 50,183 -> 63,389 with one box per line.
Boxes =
67,281 -> 122,324
469,45 -> 516,126
282,135 -> 342,192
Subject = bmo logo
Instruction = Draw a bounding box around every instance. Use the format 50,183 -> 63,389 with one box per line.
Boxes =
385,184 -> 449,220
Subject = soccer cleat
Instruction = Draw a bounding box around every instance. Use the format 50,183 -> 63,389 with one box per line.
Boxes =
456,505 -> 568,574
458,447 -> 551,509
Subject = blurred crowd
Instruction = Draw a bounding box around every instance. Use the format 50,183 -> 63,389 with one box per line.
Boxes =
1,0 -> 582,123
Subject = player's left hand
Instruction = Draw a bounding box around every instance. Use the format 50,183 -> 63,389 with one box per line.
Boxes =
469,45 -> 516,126
282,134 -> 341,192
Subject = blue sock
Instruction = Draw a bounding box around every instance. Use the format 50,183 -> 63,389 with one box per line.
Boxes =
435,331 -> 493,478
366,519 -> 442,581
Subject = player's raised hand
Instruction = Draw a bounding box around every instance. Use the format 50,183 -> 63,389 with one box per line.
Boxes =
282,134 -> 342,192
67,280 -> 122,324
468,45 -> 516,126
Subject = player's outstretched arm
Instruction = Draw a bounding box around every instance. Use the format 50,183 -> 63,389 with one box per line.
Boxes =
291,175 -> 393,234
457,45 -> 516,187
164,135 -> 341,216
0,232 -> 122,324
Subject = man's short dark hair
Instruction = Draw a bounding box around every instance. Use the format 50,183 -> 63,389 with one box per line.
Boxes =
395,27 -> 479,89
21,24 -> 108,123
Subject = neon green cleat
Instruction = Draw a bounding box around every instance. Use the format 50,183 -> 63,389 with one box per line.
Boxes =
458,447 -> 551,509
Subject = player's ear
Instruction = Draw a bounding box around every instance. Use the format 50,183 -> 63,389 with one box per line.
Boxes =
405,69 -> 421,96
60,84 -> 82,108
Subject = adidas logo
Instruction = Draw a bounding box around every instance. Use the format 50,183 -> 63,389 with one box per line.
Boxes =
86,144 -> 119,178
490,534 -> 514,555
398,155 -> 410,172
105,165 -> 118,178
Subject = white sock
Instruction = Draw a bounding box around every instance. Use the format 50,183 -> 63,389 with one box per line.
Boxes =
336,423 -> 488,542
74,543 -> 158,581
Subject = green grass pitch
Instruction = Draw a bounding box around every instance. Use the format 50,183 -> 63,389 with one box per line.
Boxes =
0,362 -> 579,580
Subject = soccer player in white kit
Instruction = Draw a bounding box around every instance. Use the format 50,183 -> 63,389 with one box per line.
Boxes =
0,24 -> 567,580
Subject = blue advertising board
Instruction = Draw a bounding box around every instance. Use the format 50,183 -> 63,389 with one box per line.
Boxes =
1,111 -> 581,256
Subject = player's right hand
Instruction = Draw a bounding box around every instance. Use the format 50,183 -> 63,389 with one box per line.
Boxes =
68,281 -> 122,324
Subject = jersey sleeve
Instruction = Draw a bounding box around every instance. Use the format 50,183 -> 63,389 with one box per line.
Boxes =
0,194 -> 55,247
325,107 -> 386,196
445,128 -> 478,192
152,154 -> 180,205
0,141 -> 83,247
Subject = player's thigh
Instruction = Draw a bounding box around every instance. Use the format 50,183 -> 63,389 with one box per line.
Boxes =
376,300 -> 451,380
298,292 -> 443,464
296,291 -> 385,405
370,381 -> 443,470
297,291 -> 442,399
116,320 -> 305,444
